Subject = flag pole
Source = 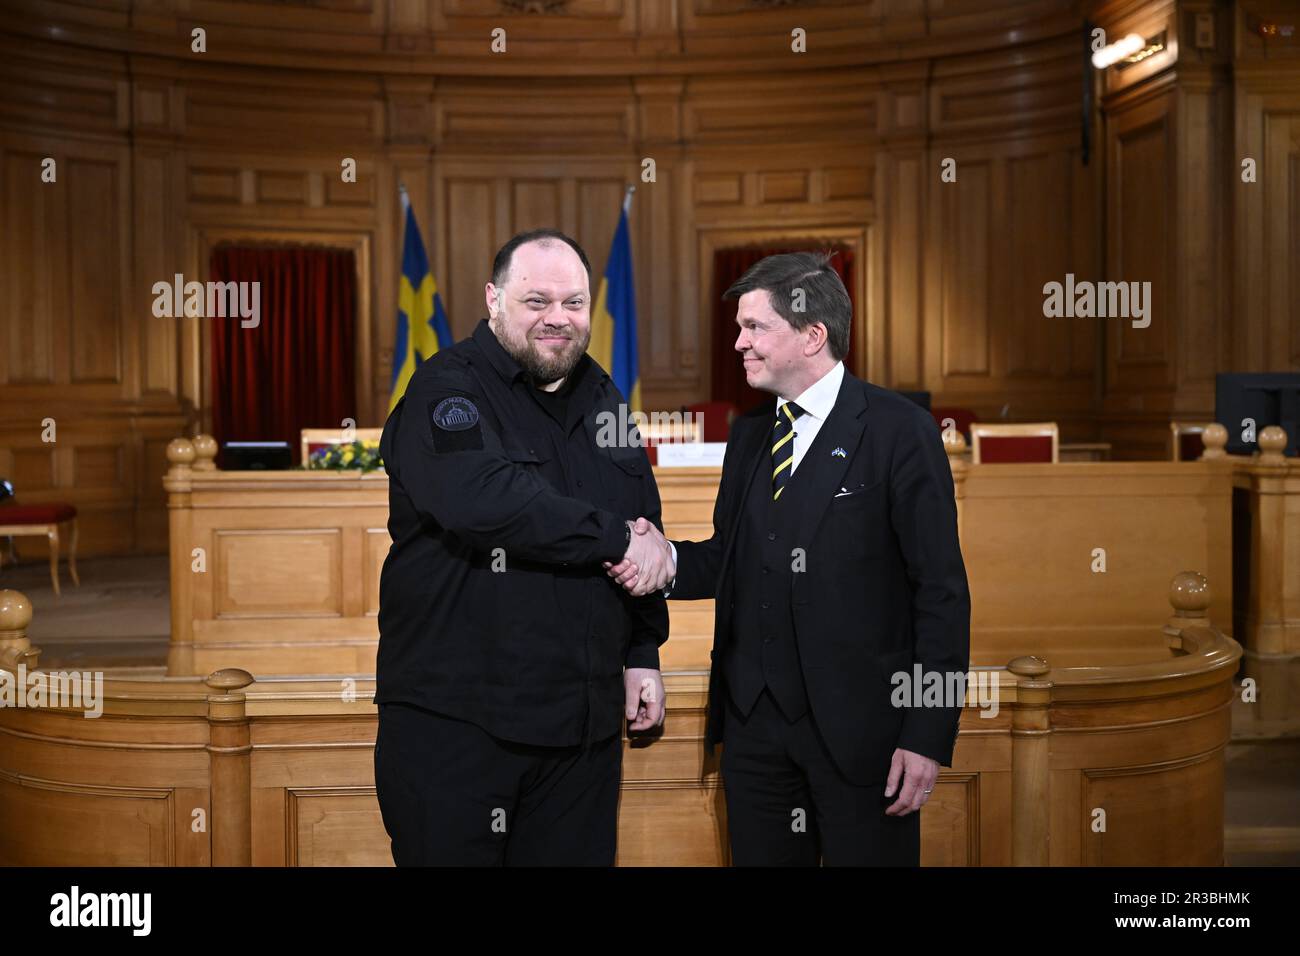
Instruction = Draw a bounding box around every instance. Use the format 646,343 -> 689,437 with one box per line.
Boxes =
622,184 -> 635,216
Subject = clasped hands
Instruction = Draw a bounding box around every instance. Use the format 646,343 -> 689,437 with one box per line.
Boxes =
603,517 -> 674,596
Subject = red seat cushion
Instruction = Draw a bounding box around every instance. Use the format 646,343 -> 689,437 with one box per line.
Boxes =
0,503 -> 77,524
978,435 -> 1054,464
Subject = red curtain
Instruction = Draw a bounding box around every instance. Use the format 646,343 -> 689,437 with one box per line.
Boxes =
209,245 -> 357,465
710,244 -> 856,413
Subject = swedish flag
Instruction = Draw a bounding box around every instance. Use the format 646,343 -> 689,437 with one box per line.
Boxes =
588,191 -> 640,411
388,193 -> 453,412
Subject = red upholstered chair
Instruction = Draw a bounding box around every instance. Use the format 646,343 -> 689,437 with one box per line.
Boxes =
684,402 -> 739,443
1170,421 -> 1210,461
0,496 -> 80,596
931,407 -> 977,440
970,422 -> 1059,464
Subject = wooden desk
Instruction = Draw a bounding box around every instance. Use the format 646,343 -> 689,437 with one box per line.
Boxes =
164,437 -> 388,676
164,436 -> 1235,677
950,457 -> 1234,662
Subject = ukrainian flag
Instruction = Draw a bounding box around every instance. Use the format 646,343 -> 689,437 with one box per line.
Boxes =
388,193 -> 453,412
588,192 -> 640,412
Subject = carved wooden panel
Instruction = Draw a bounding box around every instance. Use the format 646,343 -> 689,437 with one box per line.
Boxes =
0,775 -> 175,866
1106,90 -> 1174,398
215,529 -> 344,617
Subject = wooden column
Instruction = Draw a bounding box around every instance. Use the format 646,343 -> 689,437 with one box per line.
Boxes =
164,437 -> 196,675
1242,427 -> 1293,726
1007,654 -> 1051,866
205,667 -> 255,867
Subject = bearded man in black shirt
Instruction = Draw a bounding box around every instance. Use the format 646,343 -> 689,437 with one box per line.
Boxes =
375,229 -> 673,866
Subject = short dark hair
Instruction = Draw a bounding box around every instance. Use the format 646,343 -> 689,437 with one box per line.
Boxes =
723,251 -> 851,361
491,229 -> 593,289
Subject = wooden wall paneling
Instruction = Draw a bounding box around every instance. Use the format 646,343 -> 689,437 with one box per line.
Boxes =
1235,80 -> 1300,372
669,154 -> 700,408
633,147 -> 683,395
134,145 -> 181,400
684,69 -> 877,150
1,139 -> 58,388
632,77 -> 687,394
941,157 -> 994,383
1172,73 -> 1230,416
883,151 -> 925,390
1103,80 -> 1177,403
881,63 -> 927,391
0,39 -> 125,142
0,134 -> 130,401
68,151 -> 127,387
928,36 -> 1082,140
439,172 -> 496,339
922,34 -> 1096,420
1069,137 -> 1103,391
179,70 -> 385,152
378,154 -> 421,422
1006,151 -> 1064,379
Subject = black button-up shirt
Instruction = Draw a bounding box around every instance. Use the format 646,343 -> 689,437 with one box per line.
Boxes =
377,319 -> 668,746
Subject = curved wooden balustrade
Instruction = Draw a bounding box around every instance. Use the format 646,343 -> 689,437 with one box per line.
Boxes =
0,573 -> 1241,866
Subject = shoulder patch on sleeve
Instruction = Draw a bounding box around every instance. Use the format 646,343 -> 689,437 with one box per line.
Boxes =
428,395 -> 483,452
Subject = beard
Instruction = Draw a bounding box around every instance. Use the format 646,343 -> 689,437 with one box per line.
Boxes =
491,316 -> 590,385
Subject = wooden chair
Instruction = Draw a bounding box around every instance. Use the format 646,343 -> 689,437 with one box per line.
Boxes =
300,427 -> 383,463
0,497 -> 80,596
1170,421 -> 1212,461
970,422 -> 1059,464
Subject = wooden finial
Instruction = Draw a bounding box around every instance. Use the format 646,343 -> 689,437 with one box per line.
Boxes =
1258,425 -> 1287,465
0,589 -> 33,639
1007,655 -> 1050,678
0,589 -> 39,671
167,437 -> 196,468
205,668 -> 256,693
1168,570 -> 1210,618
192,434 -> 218,471
1200,423 -> 1228,459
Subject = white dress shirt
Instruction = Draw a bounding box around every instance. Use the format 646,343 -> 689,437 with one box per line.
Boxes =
777,360 -> 845,477
665,361 -> 845,591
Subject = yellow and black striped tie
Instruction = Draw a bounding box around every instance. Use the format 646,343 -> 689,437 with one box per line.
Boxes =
771,401 -> 805,501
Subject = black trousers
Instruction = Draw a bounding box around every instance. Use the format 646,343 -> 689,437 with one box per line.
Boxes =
721,686 -> 920,866
374,701 -> 622,866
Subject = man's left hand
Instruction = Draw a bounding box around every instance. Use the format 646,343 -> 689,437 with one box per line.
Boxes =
624,667 -> 665,732
883,748 -> 939,815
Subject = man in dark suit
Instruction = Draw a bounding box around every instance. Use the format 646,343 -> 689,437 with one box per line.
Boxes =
606,251 -> 970,865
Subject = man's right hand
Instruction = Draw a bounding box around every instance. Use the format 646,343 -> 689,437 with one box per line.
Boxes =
605,518 -> 674,596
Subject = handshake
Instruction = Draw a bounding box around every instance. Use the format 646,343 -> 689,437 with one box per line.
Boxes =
603,517 -> 675,597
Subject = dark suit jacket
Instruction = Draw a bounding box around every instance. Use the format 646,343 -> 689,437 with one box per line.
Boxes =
671,371 -> 971,785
